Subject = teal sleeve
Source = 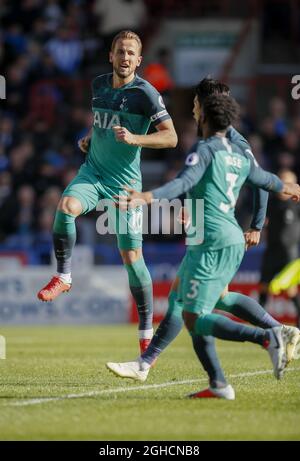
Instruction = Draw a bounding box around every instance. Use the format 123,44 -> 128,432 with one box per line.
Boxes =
152,149 -> 212,200
250,188 -> 269,230
140,86 -> 170,126
246,152 -> 283,192
226,126 -> 249,149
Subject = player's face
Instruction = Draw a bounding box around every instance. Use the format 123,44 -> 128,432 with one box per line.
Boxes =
193,96 -> 204,136
110,39 -> 142,80
192,96 -> 201,123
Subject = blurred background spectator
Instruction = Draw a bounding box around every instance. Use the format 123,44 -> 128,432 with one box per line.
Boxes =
259,169 -> 300,327
94,0 -> 146,53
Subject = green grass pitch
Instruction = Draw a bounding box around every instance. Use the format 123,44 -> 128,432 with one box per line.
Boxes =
0,324 -> 299,441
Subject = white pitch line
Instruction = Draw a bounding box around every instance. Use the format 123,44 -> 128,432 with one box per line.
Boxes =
3,367 -> 299,408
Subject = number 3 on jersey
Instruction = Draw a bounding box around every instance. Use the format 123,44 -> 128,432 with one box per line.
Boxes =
220,173 -> 239,214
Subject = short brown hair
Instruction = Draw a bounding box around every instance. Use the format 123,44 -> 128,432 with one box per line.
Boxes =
111,30 -> 142,54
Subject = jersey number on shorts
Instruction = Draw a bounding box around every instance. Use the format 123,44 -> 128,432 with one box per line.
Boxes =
220,173 -> 239,214
187,279 -> 200,299
130,208 -> 143,234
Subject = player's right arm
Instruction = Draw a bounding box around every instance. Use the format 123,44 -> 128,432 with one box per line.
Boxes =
78,128 -> 93,153
78,74 -> 102,154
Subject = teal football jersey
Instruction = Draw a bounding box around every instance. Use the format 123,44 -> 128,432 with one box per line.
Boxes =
187,136 -> 251,250
226,126 -> 250,151
153,133 -> 281,250
86,73 -> 170,189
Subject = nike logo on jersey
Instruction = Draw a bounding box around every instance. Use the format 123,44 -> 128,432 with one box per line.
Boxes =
93,111 -> 120,129
119,97 -> 128,111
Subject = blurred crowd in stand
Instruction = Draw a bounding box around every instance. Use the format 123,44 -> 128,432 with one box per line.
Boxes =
0,0 -> 299,259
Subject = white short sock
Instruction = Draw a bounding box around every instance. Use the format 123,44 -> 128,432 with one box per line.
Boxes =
57,273 -> 72,284
139,328 -> 153,340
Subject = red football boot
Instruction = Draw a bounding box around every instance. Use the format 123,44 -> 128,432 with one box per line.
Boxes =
189,384 -> 235,400
37,276 -> 71,302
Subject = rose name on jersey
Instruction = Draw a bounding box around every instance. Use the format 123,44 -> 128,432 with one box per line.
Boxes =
225,155 -> 242,169
93,111 -> 121,129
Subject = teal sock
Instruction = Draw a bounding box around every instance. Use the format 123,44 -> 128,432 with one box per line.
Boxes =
125,257 -> 153,332
142,291 -> 227,387
216,292 -> 280,328
53,210 -> 76,274
141,289 -> 184,364
194,312 -> 268,346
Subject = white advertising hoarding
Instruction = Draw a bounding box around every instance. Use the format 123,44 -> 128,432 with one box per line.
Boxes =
0,267 -> 129,324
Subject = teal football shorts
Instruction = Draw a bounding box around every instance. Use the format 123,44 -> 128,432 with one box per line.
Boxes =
178,243 -> 245,315
63,163 -> 143,250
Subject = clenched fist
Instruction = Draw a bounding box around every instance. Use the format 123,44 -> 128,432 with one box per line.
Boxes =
112,126 -> 137,145
244,228 -> 261,250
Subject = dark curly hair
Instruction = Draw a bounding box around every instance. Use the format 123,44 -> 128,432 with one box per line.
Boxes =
195,78 -> 230,104
202,94 -> 239,131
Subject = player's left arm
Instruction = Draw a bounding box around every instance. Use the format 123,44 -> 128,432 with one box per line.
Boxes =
113,118 -> 178,148
117,148 -> 212,208
246,151 -> 300,200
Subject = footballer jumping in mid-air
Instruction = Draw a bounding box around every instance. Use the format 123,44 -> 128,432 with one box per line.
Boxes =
107,92 -> 300,399
37,30 -> 178,354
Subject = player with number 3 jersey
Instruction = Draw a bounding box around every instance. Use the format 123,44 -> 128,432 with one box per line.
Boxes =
107,92 -> 300,398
